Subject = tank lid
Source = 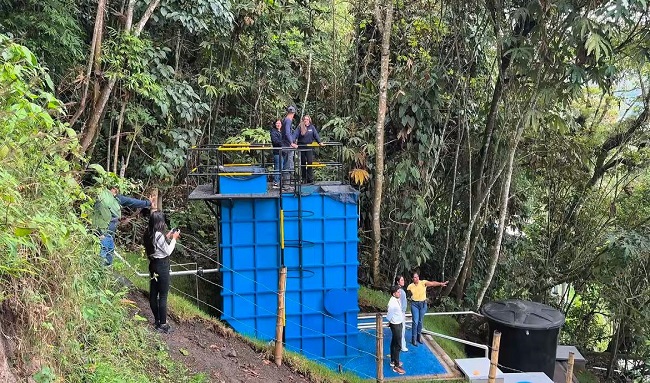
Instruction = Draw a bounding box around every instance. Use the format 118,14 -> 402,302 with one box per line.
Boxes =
480,300 -> 565,330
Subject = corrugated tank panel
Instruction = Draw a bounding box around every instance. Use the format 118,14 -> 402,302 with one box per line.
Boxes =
220,185 -> 360,360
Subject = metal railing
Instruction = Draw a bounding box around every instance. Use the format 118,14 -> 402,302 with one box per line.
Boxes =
113,250 -> 220,278
358,311 -> 489,358
186,142 -> 345,195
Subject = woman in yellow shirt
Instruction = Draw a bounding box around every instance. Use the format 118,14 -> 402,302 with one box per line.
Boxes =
406,273 -> 448,346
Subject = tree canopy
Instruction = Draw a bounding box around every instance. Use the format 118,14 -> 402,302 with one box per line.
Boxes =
2,0 -> 650,380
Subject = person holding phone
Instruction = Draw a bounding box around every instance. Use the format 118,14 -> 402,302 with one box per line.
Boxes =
143,211 -> 180,333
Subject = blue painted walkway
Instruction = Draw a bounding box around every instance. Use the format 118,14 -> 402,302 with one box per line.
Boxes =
320,327 -> 448,380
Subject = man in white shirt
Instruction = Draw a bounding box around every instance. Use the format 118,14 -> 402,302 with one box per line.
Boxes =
386,285 -> 406,375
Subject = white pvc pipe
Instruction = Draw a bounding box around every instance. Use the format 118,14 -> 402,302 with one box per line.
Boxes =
168,268 -> 221,277
421,329 -> 489,358
358,310 -> 488,358
114,250 -> 220,278
358,310 -> 483,320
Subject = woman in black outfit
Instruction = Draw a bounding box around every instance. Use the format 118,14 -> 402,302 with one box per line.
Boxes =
296,115 -> 323,184
143,211 -> 180,333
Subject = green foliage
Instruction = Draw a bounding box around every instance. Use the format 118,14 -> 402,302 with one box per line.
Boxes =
4,0 -> 650,376
225,127 -> 271,144
0,33 -> 85,278
576,370 -> 601,383
32,366 -> 56,383
104,33 -> 168,107
0,0 -> 85,81
0,34 -> 206,382
358,285 -> 390,310
160,0 -> 234,35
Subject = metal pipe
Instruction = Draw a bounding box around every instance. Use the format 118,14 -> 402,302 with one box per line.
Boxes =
358,310 -> 488,358
357,310 -> 483,320
356,325 -> 489,358
422,329 -> 490,358
423,311 -> 483,317
167,268 -> 221,276
114,251 -> 220,278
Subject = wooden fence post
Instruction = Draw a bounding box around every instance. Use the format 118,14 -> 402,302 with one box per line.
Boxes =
376,313 -> 384,383
149,188 -> 159,211
274,267 -> 287,366
488,330 -> 501,383
565,352 -> 575,383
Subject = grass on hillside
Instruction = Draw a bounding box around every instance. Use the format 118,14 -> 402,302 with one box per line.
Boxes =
115,250 -> 371,383
576,370 -> 601,383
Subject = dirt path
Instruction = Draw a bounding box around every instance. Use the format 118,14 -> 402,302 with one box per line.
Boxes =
128,290 -> 312,383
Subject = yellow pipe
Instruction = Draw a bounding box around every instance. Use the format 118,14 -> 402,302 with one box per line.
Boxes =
217,146 -> 274,151
219,172 -> 254,176
305,164 -> 326,168
280,210 -> 285,250
217,147 -> 252,152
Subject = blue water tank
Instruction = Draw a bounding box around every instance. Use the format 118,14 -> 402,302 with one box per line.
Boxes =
220,184 -> 360,360
218,166 -> 267,194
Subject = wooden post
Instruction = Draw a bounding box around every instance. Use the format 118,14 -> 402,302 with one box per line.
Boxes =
488,330 -> 501,383
565,352 -> 575,383
274,267 -> 287,366
149,188 -> 160,211
376,313 -> 384,383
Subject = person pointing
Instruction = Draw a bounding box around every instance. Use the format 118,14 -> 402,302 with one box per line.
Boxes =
406,272 -> 448,346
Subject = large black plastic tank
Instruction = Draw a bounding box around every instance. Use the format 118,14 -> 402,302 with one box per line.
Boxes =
480,299 -> 565,379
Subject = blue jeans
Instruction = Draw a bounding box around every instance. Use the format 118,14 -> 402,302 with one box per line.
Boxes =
282,151 -> 294,182
100,234 -> 115,266
273,153 -> 283,184
410,300 -> 427,342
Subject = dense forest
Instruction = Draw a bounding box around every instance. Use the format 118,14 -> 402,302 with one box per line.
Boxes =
1,0 -> 649,381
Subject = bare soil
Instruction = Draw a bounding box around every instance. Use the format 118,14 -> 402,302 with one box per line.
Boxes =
128,290 -> 312,383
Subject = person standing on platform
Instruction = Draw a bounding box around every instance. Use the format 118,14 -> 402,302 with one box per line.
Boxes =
270,119 -> 283,188
394,275 -> 409,352
296,114 -> 323,184
281,106 -> 298,188
387,285 -> 406,375
406,272 -> 448,346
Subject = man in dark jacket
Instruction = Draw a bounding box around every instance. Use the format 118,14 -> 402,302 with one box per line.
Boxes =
281,106 -> 299,187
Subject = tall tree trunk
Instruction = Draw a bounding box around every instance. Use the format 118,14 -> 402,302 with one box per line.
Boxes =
456,211 -> 488,302
301,52 -> 312,120
441,129 -> 463,280
112,98 -> 127,173
80,78 -> 118,154
475,116 -> 525,309
68,0 -> 106,128
371,0 -> 393,287
606,316 -> 622,380
78,0 -> 161,157
121,123 -> 141,178
442,162 -> 505,297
